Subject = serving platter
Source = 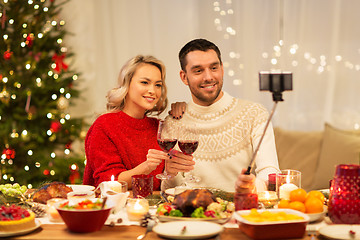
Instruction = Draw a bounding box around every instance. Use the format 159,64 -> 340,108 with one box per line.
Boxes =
0,219 -> 41,237
157,214 -> 232,224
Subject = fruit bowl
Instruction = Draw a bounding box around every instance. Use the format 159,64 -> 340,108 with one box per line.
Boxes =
56,199 -> 112,233
307,205 -> 328,222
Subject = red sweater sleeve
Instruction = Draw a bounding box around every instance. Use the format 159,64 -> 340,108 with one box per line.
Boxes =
83,112 -> 164,189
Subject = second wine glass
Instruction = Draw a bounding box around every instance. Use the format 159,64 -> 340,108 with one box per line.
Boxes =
156,120 -> 177,180
178,123 -> 200,183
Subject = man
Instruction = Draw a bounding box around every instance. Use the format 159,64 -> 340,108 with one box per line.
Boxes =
164,38 -> 280,193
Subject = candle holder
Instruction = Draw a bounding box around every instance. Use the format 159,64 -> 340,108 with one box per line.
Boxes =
258,191 -> 279,209
46,198 -> 64,222
328,164 -> 360,224
234,193 -> 259,211
126,198 -> 149,221
276,169 -> 301,200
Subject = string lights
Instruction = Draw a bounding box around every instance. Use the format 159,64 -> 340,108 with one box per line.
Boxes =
212,0 -> 360,83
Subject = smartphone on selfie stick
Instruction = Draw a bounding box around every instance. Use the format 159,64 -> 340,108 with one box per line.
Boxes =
244,72 -> 293,175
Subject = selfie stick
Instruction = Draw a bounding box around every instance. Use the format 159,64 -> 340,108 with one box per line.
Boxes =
244,72 -> 292,175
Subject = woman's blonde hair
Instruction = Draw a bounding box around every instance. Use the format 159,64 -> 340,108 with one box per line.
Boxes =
106,55 -> 168,115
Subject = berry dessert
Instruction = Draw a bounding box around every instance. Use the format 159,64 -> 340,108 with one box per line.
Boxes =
0,205 -> 36,232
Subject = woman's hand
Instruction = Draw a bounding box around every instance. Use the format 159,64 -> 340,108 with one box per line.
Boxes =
165,150 -> 195,176
168,102 -> 186,119
235,168 -> 256,193
142,149 -> 169,174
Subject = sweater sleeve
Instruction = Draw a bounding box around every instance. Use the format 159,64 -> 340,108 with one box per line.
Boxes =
252,118 -> 280,191
85,120 -> 127,187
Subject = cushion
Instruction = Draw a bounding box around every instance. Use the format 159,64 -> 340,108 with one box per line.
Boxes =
274,127 -> 323,191
311,123 -> 360,190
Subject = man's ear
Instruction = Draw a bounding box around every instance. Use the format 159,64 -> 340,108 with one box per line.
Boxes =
179,70 -> 189,86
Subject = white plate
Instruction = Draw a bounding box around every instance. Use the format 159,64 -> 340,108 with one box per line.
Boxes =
153,221 -> 223,239
319,224 -> 360,240
67,184 -> 95,192
0,219 -> 41,237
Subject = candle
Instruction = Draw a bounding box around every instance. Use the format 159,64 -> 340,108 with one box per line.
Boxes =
46,198 -> 64,222
279,183 -> 298,200
258,191 -> 278,208
126,198 -> 149,221
108,175 -> 122,193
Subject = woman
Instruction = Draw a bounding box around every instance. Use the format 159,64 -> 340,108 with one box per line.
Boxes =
83,55 -> 174,190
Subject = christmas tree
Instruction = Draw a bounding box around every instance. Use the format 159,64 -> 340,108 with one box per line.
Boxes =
0,0 -> 85,187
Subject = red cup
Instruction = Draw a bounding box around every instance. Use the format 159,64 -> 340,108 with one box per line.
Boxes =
131,174 -> 153,198
268,173 -> 276,191
234,193 -> 259,211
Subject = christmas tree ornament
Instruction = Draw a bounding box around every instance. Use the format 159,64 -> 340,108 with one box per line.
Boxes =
1,9 -> 6,29
2,148 -> 16,159
3,50 -> 13,60
57,95 -> 69,110
65,141 -> 72,150
25,91 -> 32,113
50,120 -> 61,133
0,87 -> 10,104
52,53 -> 68,73
25,34 -> 34,47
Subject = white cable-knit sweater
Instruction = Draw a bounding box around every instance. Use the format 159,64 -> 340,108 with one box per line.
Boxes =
162,92 -> 280,192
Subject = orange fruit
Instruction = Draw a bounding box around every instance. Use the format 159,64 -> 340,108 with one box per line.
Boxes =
278,199 -> 290,209
304,197 -> 323,213
288,201 -> 306,213
289,188 -> 307,203
306,190 -> 325,204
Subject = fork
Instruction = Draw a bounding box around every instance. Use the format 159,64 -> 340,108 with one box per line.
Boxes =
137,220 -> 155,240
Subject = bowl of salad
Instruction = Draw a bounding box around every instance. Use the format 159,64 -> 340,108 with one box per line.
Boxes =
56,199 -> 112,232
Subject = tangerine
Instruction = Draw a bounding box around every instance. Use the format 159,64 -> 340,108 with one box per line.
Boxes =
288,201 -> 306,213
306,190 -> 325,204
304,197 -> 323,213
278,199 -> 290,209
289,188 -> 307,203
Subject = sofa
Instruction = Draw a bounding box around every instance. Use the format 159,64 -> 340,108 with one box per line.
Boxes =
274,123 -> 360,191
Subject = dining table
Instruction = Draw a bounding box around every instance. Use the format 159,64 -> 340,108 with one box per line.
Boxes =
7,191 -> 327,240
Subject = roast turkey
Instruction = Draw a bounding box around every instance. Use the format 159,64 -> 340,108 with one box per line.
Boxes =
172,189 -> 216,216
32,182 -> 72,204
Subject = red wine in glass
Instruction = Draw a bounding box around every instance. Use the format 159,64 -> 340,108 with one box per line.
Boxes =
156,120 -> 177,180
178,140 -> 199,155
157,139 -> 177,152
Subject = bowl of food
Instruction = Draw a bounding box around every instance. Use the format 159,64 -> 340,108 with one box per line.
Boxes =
56,199 -> 112,233
234,208 -> 310,240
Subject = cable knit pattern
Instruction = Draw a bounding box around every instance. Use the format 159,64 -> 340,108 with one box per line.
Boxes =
163,92 -> 279,192
83,111 -> 164,189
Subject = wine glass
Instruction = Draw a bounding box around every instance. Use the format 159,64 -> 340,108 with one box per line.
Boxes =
156,120 -> 177,180
178,123 -> 200,183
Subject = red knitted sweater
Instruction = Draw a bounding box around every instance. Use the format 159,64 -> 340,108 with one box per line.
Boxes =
83,111 -> 164,190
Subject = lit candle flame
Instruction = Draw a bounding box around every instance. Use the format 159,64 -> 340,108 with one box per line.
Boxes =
111,175 -> 115,181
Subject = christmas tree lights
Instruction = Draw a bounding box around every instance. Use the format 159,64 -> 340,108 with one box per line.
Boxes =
0,0 -> 85,186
